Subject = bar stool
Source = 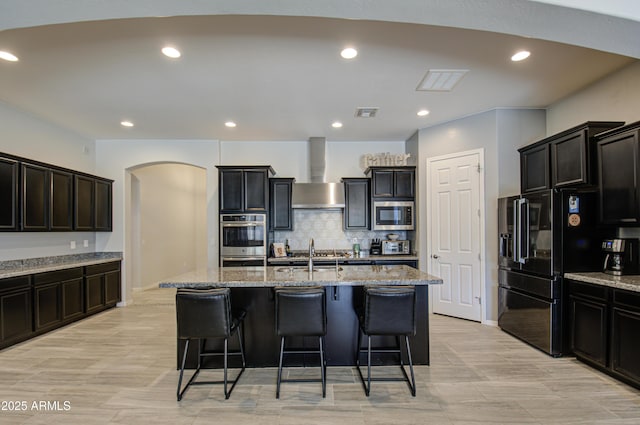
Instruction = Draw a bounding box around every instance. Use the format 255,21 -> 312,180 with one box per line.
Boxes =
355,286 -> 417,397
274,287 -> 327,398
175,288 -> 246,401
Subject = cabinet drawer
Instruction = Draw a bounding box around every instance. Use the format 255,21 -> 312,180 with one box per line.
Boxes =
33,267 -> 83,285
85,261 -> 120,276
613,289 -> 640,312
568,280 -> 608,302
0,276 -> 31,292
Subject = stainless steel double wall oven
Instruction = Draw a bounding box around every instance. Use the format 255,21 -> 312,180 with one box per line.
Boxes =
219,214 -> 267,266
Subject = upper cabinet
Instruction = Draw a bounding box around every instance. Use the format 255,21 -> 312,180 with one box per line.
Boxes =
217,166 -> 274,213
269,178 -> 294,231
342,178 -> 370,230
0,157 -> 18,230
596,121 -> 640,225
366,166 -> 415,199
0,152 -> 113,232
519,121 -> 624,193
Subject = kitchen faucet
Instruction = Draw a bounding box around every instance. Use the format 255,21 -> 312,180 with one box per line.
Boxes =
308,238 -> 315,271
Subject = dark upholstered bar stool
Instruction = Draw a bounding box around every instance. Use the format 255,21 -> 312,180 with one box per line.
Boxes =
355,286 -> 417,397
175,288 -> 246,401
274,287 -> 327,398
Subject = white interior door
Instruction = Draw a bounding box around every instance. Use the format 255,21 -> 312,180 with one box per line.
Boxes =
427,150 -> 483,322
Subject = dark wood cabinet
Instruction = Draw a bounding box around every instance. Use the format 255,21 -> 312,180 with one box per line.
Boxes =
0,157 -> 19,230
0,276 -> 32,349
367,167 -> 415,199
74,175 -> 94,230
610,290 -> 640,385
74,175 -> 112,231
50,169 -> 73,231
269,178 -> 294,230
217,166 -> 273,213
85,261 -> 121,314
33,268 -> 84,333
343,178 -> 370,230
21,163 -> 49,230
0,261 -> 120,350
95,179 -> 112,231
568,279 -> 640,389
520,143 -> 550,192
596,122 -> 640,225
569,281 -> 608,367
0,152 -> 113,233
520,121 -> 624,193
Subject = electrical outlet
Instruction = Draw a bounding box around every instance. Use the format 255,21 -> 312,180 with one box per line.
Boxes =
83,240 -> 89,247
70,241 -> 76,249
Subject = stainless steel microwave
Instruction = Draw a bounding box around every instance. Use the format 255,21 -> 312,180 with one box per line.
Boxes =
373,201 -> 414,231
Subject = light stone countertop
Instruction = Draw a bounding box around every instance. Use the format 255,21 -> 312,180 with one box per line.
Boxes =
565,272 -> 640,293
158,264 -> 442,288
0,252 -> 123,280
267,254 -> 419,264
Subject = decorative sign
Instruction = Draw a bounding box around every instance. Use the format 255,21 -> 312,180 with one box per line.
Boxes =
363,153 -> 411,167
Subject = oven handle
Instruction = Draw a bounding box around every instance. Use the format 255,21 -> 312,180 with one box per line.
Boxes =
221,256 -> 266,262
221,222 -> 263,228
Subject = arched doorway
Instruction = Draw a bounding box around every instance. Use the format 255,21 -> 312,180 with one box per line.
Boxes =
126,162 -> 207,298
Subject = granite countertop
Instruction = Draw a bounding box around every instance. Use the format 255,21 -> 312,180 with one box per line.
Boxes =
0,252 -> 123,279
565,272 -> 640,293
159,264 -> 442,288
267,254 -> 419,263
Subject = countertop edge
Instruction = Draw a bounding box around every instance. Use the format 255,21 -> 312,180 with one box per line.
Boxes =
565,272 -> 640,293
0,253 -> 123,279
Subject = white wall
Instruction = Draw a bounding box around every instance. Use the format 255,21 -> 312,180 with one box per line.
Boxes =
0,101 -> 98,260
547,61 -> 640,134
94,139 -> 219,304
220,140 -> 406,182
416,109 -> 546,323
130,163 -> 206,290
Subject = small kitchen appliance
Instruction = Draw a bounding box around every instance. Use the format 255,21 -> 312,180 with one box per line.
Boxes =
602,238 -> 640,275
370,239 -> 382,255
381,240 -> 410,255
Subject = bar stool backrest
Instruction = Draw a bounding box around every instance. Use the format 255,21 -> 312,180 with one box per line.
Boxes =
275,287 -> 327,336
363,286 -> 416,336
176,288 -> 233,339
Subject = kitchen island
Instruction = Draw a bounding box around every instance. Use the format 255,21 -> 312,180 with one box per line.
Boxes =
159,264 -> 442,368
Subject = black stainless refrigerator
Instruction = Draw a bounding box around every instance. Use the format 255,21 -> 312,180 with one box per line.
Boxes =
498,188 -> 609,356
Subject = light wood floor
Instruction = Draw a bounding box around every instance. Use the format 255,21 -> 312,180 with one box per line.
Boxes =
1,287 -> 638,424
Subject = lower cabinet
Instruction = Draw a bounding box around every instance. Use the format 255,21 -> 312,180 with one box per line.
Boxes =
0,260 -> 120,350
610,291 -> 640,385
568,279 -> 640,389
0,277 -> 32,349
86,262 -> 121,314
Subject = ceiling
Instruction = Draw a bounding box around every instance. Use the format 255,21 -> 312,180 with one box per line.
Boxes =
0,9 -> 637,141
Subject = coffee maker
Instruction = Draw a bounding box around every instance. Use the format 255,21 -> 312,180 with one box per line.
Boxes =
602,238 -> 640,275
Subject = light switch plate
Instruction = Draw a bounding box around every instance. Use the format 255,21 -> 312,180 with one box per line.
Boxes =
70,241 -> 76,249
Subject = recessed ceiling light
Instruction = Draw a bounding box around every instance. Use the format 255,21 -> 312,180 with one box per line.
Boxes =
511,50 -> 531,62
417,109 -> 430,117
340,47 -> 358,59
120,120 -> 134,127
332,121 -> 343,128
161,46 -> 181,59
0,51 -> 19,62
225,121 -> 237,128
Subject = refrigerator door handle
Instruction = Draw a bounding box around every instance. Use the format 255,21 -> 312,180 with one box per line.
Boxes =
514,198 -> 529,264
521,198 -> 530,262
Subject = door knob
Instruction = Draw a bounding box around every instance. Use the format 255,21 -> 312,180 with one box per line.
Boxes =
432,254 -> 439,259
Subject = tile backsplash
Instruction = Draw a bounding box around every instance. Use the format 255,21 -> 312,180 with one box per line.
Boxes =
273,209 -> 406,252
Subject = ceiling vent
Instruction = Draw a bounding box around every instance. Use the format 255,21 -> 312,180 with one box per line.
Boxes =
355,107 -> 379,118
416,69 -> 468,92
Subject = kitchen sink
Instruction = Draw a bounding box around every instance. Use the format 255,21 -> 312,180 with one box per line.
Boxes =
275,265 -> 343,273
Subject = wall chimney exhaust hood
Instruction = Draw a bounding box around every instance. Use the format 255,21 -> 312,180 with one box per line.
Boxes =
291,137 -> 345,209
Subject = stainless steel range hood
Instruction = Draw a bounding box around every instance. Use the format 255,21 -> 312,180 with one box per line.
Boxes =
291,137 -> 345,209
